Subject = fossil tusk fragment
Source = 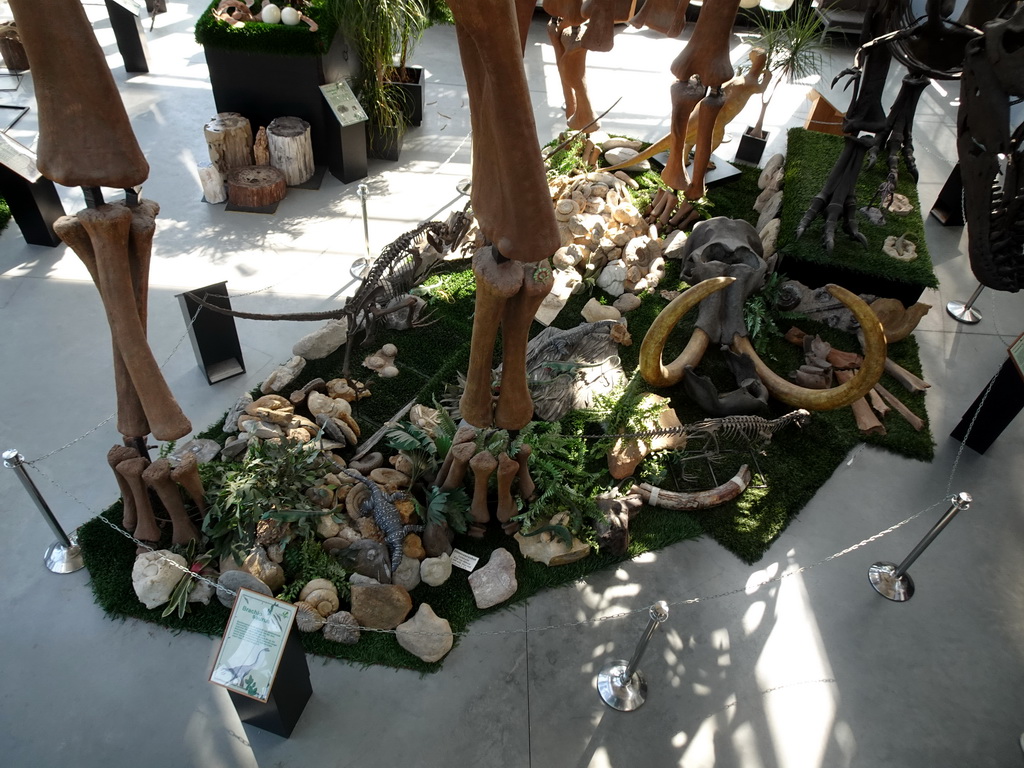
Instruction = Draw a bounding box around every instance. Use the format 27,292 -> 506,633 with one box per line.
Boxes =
632,464 -> 751,510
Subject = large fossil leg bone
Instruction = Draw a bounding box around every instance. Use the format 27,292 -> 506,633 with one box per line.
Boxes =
116,457 -> 161,543
77,205 -> 192,440
555,24 -> 599,130
107,445 -> 141,533
494,261 -> 554,430
143,458 -> 200,545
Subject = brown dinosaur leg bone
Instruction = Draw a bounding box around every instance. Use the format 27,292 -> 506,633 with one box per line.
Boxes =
836,370 -> 886,435
77,205 -> 192,441
874,384 -> 925,431
143,458 -> 200,545
116,456 -> 161,543
495,260 -> 554,430
514,443 -> 537,502
468,450 -> 498,537
496,452 -> 520,533
434,426 -> 478,487
660,78 -> 705,192
170,452 -> 207,515
867,387 -> 891,418
462,248 -> 524,427
441,442 -> 478,492
54,214 -> 149,438
559,27 -> 598,131
684,87 -> 725,201
108,445 -> 140,532
547,19 -> 578,124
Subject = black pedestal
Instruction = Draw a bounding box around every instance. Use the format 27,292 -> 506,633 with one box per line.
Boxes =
228,631 -> 312,738
176,282 -> 245,385
0,164 -> 65,247
203,34 -> 367,184
950,357 -> 1024,454
929,163 -> 964,227
104,0 -> 149,74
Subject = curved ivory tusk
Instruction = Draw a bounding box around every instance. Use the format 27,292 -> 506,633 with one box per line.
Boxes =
633,464 -> 752,510
639,276 -> 735,387
732,283 -> 887,411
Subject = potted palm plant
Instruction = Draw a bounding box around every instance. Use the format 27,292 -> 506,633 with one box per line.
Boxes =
385,0 -> 451,127
736,0 -> 829,165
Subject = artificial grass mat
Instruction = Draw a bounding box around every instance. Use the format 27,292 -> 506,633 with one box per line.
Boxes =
78,144 -> 935,673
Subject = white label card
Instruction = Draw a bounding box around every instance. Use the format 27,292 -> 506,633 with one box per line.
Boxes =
450,549 -> 480,572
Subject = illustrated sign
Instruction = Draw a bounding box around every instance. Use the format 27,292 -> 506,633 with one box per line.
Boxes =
0,131 -> 42,183
320,81 -> 369,127
209,588 -> 297,703
1010,332 -> 1024,381
108,0 -> 143,16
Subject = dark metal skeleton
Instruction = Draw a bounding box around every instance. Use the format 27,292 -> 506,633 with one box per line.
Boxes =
184,211 -> 471,374
797,0 -> 1024,292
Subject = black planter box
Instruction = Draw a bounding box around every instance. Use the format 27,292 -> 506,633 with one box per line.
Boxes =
367,123 -> 405,161
388,65 -> 424,127
203,34 -> 367,184
735,127 -> 768,166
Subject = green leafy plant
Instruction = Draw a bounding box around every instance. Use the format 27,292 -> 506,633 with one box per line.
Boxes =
743,271 -> 803,356
420,485 -> 472,534
747,3 -> 830,140
280,537 -> 351,603
162,539 -> 216,619
203,438 -> 331,564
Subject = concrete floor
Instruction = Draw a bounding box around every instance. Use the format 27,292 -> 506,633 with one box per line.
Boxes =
1,3 -> 1021,766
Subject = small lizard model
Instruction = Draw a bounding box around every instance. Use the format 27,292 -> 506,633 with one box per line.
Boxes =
342,468 -> 422,578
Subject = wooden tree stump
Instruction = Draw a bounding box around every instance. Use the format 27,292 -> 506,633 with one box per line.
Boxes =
226,165 -> 286,208
197,161 -> 226,203
204,112 -> 254,174
267,116 -> 314,185
253,126 -> 270,166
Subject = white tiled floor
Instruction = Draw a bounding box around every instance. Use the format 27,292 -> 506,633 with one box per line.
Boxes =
1,3 -> 1021,767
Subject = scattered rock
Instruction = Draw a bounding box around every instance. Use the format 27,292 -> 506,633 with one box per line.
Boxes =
350,452 -> 384,474
421,552 -> 453,587
662,229 -> 688,260
514,520 -> 591,566
596,259 -> 627,296
292,318 -> 349,359
222,392 -> 253,434
216,570 -> 272,608
760,218 -> 781,262
422,521 -> 454,558
337,539 -> 392,583
403,533 -> 426,560
468,547 -> 518,609
756,190 -> 784,233
170,438 -> 221,465
883,234 -> 918,261
581,297 -> 622,323
260,356 -> 306,394
886,192 -> 913,216
323,611 -> 361,644
392,553 -> 421,591
604,146 -> 650,172
243,545 -> 285,592
396,604 -> 454,662
758,154 -> 785,189
350,584 -> 413,629
132,550 -> 187,609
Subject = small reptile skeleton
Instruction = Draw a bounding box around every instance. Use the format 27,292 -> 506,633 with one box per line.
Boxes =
342,468 -> 422,578
183,210 -> 471,374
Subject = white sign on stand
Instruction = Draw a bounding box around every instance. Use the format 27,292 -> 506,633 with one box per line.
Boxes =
320,81 -> 369,128
209,588 -> 298,703
0,132 -> 42,183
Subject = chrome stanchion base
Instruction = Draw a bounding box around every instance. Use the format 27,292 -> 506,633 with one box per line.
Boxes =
946,300 -> 982,324
868,561 -> 914,602
44,533 -> 84,574
597,661 -> 648,711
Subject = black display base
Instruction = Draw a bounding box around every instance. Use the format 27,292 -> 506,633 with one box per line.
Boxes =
734,128 -> 768,166
950,357 -> 1024,454
203,34 -> 367,185
0,164 -> 65,247
225,200 -> 281,215
776,254 -> 927,307
228,631 -> 312,738
929,163 -> 964,227
289,165 -> 327,191
176,282 -> 246,385
104,0 -> 149,74
389,65 -> 424,127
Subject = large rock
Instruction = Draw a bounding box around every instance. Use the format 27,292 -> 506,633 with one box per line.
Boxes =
243,546 -> 285,592
396,604 -> 454,663
420,552 -> 453,587
292,318 -> 349,359
514,526 -> 591,567
132,550 -> 187,609
350,584 -> 413,629
216,569 -> 272,608
468,548 -> 517,609
260,356 -> 306,394
337,539 -> 391,583
392,553 -> 421,591
604,146 -> 650,172
222,392 -> 253,434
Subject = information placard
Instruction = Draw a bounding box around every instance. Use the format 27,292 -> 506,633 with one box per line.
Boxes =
209,588 -> 298,703
320,81 -> 369,127
0,132 -> 42,183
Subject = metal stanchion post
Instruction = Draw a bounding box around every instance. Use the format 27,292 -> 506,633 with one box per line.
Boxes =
946,283 -> 984,324
350,183 -> 372,279
868,492 -> 972,601
597,601 -> 669,711
3,449 -> 85,573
